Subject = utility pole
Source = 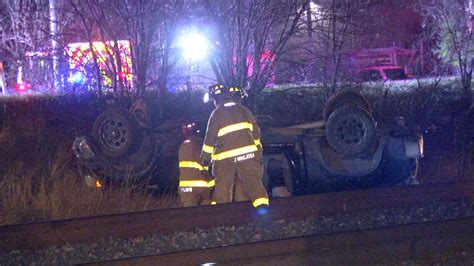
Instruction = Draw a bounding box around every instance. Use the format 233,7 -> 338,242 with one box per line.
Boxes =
306,0 -> 314,83
0,62 -> 6,95
469,0 -> 473,32
49,0 -> 59,93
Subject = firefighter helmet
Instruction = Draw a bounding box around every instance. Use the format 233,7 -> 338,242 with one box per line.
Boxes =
204,84 -> 245,103
182,121 -> 200,138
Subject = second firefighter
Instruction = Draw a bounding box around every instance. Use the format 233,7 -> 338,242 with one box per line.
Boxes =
178,122 -> 214,207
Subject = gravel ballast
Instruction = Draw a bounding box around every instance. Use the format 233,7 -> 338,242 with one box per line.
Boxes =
1,199 -> 474,265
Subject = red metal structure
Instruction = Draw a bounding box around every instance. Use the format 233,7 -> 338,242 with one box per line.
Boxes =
350,47 -> 418,81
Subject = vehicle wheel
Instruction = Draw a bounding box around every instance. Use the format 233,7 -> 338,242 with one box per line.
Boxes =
131,98 -> 160,127
323,91 -> 372,121
129,99 -> 152,127
325,105 -> 376,157
111,134 -> 161,179
93,108 -> 137,158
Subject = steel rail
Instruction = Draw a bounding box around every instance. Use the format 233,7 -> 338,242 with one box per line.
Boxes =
0,179 -> 473,253
94,217 -> 474,265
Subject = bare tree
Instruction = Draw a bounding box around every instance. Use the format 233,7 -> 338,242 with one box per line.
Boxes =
418,0 -> 473,103
417,0 -> 473,177
231,0 -> 387,93
0,0 -> 50,89
68,1 -> 107,96
201,0 -> 308,100
315,0 -> 355,90
307,0 -> 387,92
110,0 -> 184,97
66,0 -> 184,101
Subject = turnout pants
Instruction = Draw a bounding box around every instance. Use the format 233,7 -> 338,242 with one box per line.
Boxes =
178,187 -> 212,207
212,157 -> 268,205
234,177 -> 250,202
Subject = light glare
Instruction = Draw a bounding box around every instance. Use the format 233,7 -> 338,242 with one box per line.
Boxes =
180,31 -> 209,61
69,72 -> 85,84
203,92 -> 210,103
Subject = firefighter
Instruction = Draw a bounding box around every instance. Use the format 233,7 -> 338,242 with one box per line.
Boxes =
178,121 -> 214,207
200,84 -> 269,210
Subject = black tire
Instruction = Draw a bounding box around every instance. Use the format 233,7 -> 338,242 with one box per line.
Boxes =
93,108 -> 137,158
130,98 -> 160,127
323,91 -> 372,121
325,105 -> 376,157
110,134 -> 161,179
129,99 -> 152,127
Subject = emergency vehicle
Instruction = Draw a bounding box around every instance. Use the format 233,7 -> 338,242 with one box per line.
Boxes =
8,40 -> 133,95
350,47 -> 417,82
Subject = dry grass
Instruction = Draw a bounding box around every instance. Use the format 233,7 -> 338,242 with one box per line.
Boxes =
0,149 -> 177,224
0,101 -> 179,226
0,144 -> 179,225
419,149 -> 474,184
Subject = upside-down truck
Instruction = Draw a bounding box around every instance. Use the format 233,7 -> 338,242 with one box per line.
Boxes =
73,91 -> 423,196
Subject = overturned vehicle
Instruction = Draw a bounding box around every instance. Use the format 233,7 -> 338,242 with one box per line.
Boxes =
73,91 -> 423,196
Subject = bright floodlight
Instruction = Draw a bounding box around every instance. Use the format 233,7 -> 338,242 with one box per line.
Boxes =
69,71 -> 85,84
180,31 -> 209,61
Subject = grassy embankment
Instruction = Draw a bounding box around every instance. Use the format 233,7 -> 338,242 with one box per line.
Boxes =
0,95 -> 179,226
0,81 -> 473,225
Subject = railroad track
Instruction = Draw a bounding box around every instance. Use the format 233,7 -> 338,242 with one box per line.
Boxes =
92,217 -> 474,265
1,179 -> 473,256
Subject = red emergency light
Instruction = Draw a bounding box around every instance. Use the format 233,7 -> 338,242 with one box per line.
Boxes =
16,82 -> 31,92
119,72 -> 127,80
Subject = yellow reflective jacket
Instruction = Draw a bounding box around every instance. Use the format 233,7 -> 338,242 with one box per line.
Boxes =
200,100 -> 262,164
178,135 -> 213,187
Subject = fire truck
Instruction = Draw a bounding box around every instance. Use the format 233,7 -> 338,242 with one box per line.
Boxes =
349,47 -> 417,82
7,40 -> 133,95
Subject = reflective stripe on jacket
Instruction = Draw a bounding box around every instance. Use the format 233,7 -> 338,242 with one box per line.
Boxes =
179,136 -> 214,187
179,161 -> 209,171
178,180 -> 215,188
201,100 -> 262,163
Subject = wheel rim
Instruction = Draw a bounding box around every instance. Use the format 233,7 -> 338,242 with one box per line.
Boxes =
99,118 -> 129,151
132,109 -> 146,124
335,116 -> 367,145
